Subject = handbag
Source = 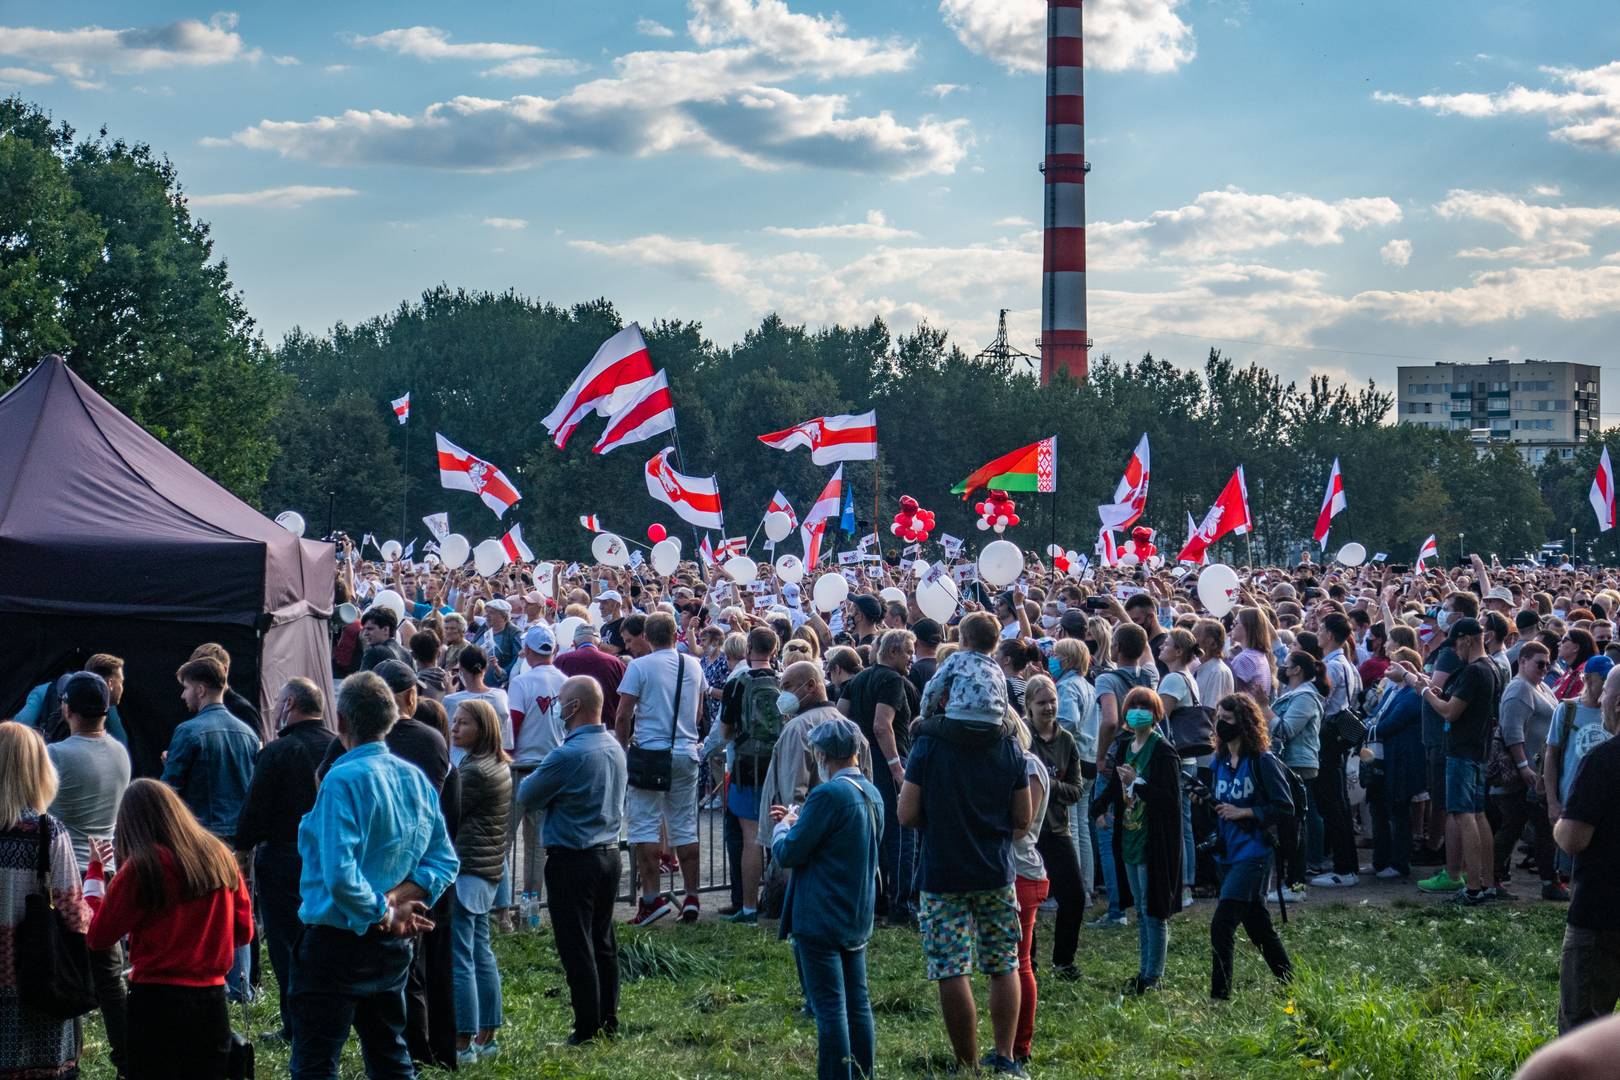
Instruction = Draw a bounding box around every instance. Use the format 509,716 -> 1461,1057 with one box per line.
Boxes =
15,814 -> 99,1019
1328,707 -> 1366,746
626,649 -> 685,792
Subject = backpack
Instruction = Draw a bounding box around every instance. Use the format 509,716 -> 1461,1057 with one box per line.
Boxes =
1250,752 -> 1306,923
1164,672 -> 1215,756
733,670 -> 784,786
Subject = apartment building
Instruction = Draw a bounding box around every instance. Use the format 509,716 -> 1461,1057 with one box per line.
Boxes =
1395,358 -> 1600,466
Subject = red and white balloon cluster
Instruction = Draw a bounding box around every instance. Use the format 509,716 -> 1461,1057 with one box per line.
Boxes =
1046,544 -> 1084,574
891,495 -> 935,543
1117,526 -> 1159,568
974,490 -> 1021,534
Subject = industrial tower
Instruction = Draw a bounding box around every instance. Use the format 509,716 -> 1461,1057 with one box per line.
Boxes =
1039,0 -> 1089,384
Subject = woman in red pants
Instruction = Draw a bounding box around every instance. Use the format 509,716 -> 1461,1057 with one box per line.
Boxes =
1009,710 -> 1051,1069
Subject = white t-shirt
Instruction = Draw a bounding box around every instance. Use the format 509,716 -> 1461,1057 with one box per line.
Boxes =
1159,670 -> 1198,710
444,688 -> 513,751
507,664 -> 568,767
619,648 -> 706,760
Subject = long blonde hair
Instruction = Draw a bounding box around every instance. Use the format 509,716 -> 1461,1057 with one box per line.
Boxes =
0,723 -> 57,829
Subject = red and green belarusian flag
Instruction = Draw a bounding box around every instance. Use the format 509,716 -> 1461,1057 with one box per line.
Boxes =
953,436 -> 1057,499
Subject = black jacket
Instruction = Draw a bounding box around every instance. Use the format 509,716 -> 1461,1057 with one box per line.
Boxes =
234,719 -> 337,850
1103,733 -> 1184,920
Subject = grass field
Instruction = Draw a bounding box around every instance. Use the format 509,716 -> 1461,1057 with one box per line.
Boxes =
79,898 -> 1565,1078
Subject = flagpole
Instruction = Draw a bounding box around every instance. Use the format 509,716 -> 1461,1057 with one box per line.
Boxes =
1049,492 -> 1057,567
402,417 -> 410,545
873,457 -> 881,554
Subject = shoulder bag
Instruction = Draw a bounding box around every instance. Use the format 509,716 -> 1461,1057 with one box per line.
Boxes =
15,814 -> 99,1019
626,651 -> 685,791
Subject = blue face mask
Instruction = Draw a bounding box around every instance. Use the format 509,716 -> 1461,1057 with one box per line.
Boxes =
1126,708 -> 1156,731
1048,657 -> 1063,677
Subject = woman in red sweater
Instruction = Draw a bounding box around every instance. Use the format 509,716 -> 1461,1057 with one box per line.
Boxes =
87,779 -> 253,1080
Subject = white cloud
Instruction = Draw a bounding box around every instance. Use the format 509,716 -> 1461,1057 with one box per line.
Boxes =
349,26 -> 546,63
0,65 -> 53,85
0,13 -> 257,81
323,64 -> 349,74
215,2 -> 965,179
1435,188 -> 1620,242
1529,184 -> 1562,197
1455,240 -> 1591,264
1356,265 -> 1620,324
1380,238 -> 1412,267
481,57 -> 587,78
483,216 -> 528,229
939,0 -> 1194,75
636,18 -> 676,38
994,215 -> 1033,227
570,234 -> 774,308
272,54 -> 299,66
763,209 -> 918,240
1375,61 -> 1620,152
189,185 -> 359,209
928,83 -> 965,98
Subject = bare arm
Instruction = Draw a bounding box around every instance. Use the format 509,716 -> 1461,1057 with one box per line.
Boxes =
1556,816 -> 1596,855
1096,693 -> 1119,775
614,693 -> 637,748
1469,554 -> 1492,596
897,779 -> 924,829
873,703 -> 904,788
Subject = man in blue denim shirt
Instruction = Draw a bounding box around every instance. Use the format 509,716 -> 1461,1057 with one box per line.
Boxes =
162,656 -> 259,839
291,671 -> 459,1079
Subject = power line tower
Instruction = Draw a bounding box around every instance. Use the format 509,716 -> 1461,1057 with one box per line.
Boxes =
975,309 -> 1038,373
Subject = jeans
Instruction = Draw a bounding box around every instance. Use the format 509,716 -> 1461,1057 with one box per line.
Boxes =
256,842 -> 304,1038
450,893 -> 504,1036
290,925 -> 416,1079
1035,830 -> 1085,966
1209,856 -> 1291,999
1180,760 -> 1198,888
1095,812 -> 1123,918
546,846 -> 621,1040
872,763 -> 917,919
794,936 -> 876,1080
1369,776 -> 1412,877
1489,787 -> 1556,883
1123,861 -> 1166,981
1013,876 -> 1047,1061
1069,779 -> 1094,898
1559,925 -> 1620,1034
127,983 -> 230,1080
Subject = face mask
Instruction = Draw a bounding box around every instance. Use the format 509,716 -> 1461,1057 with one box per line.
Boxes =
1554,609 -> 1569,620
1215,718 -> 1240,744
1048,657 -> 1063,677
1125,708 -> 1155,731
776,689 -> 801,717
1437,609 -> 1455,630
559,701 -> 579,726
1040,614 -> 1060,630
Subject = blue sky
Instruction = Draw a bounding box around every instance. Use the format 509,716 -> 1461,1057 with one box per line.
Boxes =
4,1 -> 1619,415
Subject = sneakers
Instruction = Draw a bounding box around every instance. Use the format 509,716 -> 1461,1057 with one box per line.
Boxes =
1375,867 -> 1405,880
681,895 -> 701,923
1181,888 -> 1196,907
457,1047 -> 479,1066
1269,886 -> 1307,903
628,895 -> 675,927
1418,870 -> 1465,893
1050,963 -> 1081,981
722,908 -> 758,925
658,852 -> 679,874
981,1053 -> 1028,1076
475,1039 -> 500,1059
1308,872 -> 1359,888
1123,975 -> 1160,996
1088,912 -> 1129,929
1542,881 -> 1572,902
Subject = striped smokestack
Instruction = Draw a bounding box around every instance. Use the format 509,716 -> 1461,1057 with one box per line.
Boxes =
1040,0 -> 1087,383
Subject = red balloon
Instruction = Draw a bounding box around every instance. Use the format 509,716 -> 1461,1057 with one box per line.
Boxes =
1007,514 -> 1020,527
1053,556 -> 1070,572
648,524 -> 667,542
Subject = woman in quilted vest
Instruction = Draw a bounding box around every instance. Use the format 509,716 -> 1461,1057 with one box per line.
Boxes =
449,698 -> 513,1064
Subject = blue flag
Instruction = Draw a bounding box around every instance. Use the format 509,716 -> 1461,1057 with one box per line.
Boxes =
839,484 -> 857,533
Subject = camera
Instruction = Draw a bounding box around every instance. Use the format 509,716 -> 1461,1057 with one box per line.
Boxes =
1184,776 -> 1213,802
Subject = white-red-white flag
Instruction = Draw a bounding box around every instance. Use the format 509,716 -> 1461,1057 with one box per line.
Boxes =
436,433 -> 522,518
1416,533 -> 1439,572
715,536 -> 747,559
500,524 -> 534,563
1098,434 -> 1150,530
1178,467 -> 1251,563
1096,527 -> 1118,568
594,370 -> 675,455
800,466 -> 844,568
1183,512 -> 1208,566
391,393 -> 410,425
1313,457 -> 1347,550
579,514 -> 602,533
543,323 -> 656,449
1592,447 -> 1616,533
644,447 -> 724,530
758,411 -> 877,465
699,534 -> 717,567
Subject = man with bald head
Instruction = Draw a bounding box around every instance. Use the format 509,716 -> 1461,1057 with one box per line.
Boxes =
758,662 -> 873,845
518,676 -> 627,1044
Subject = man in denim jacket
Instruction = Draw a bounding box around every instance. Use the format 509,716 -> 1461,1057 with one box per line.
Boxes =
162,655 -> 260,840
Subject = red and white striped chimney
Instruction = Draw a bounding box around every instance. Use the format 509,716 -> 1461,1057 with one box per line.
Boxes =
1040,0 -> 1087,383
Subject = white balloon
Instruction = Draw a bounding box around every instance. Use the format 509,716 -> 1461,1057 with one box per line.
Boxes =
1046,544 -> 1064,558
1197,563 -> 1242,617
912,559 -> 931,579
764,511 -> 793,543
380,540 -> 403,562
916,574 -> 960,624
275,511 -> 306,537
1066,549 -> 1081,565
774,554 -> 805,584
812,573 -> 849,613
555,616 -> 583,651
977,540 -> 1024,587
1117,553 -> 1140,567
440,534 -> 470,570
725,555 -> 757,584
976,519 -> 991,531
473,539 -> 508,577
592,532 -> 631,568
423,553 -> 441,567
993,523 -> 1007,534
1337,542 -> 1368,568
371,589 -> 405,620
651,538 -> 681,577
1146,555 -> 1164,571
879,586 -> 907,605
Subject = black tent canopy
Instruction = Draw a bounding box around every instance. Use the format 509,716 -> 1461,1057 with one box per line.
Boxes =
0,355 -> 335,774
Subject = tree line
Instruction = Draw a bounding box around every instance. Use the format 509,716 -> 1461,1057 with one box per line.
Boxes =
1,94 -> 1601,566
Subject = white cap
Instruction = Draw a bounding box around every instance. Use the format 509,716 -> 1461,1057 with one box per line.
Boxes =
596,589 -> 623,604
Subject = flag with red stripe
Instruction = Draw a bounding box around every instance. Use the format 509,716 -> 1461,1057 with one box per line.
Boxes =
1416,533 -> 1439,572
594,370 -> 675,454
1178,467 -> 1252,563
1591,446 -> 1616,533
1098,434 -> 1150,530
644,447 -> 724,529
391,393 -> 410,424
500,523 -> 534,564
579,514 -> 602,533
1313,457 -> 1347,550
758,411 -> 877,465
436,433 -> 522,518
799,466 -> 844,567
543,323 -> 657,449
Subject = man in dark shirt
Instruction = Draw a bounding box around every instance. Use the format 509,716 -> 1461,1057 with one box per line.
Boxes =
1401,617 -> 1500,904
1416,591 -> 1479,868
555,622 -> 628,720
359,606 -> 413,672
596,589 -> 627,655
719,626 -> 780,923
850,595 -> 883,648
1124,593 -> 1170,678
1554,735 -> 1620,1033
840,629 -> 917,922
909,619 -> 943,699
234,677 -> 336,1042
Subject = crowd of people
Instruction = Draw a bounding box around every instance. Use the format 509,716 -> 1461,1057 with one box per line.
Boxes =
9,540 -> 1620,1077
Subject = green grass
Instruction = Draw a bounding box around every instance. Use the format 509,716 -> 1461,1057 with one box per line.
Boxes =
79,899 -> 1565,1078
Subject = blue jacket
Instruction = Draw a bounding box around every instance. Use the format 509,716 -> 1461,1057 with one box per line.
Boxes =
161,702 -> 260,837
1056,669 -> 1097,763
773,768 -> 882,951
1367,685 -> 1425,801
1269,685 -> 1323,772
